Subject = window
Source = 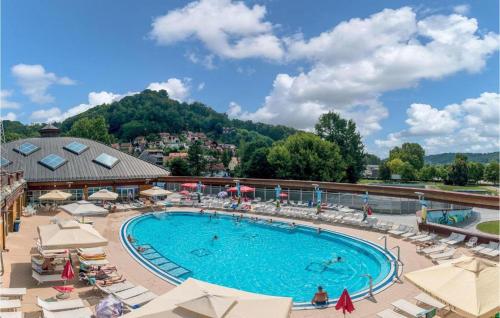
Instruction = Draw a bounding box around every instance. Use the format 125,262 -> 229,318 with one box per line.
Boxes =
14,142 -> 40,156
1,157 -> 11,167
93,153 -> 119,169
64,141 -> 88,155
39,154 -> 67,170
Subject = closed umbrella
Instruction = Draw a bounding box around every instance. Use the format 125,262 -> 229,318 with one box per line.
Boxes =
405,257 -> 499,318
89,189 -> 118,201
61,260 -> 74,281
335,289 -> 355,317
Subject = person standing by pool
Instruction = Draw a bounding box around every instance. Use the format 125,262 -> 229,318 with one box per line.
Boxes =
311,286 -> 329,306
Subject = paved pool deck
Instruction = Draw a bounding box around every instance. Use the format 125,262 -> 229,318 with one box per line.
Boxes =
2,207 -> 484,318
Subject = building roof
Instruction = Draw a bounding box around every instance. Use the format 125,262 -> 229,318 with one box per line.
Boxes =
1,137 -> 169,182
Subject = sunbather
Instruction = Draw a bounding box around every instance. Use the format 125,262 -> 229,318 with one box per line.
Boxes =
96,275 -> 125,286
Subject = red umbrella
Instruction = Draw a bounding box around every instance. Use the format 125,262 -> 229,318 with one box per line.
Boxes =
53,285 -> 74,293
179,190 -> 190,196
181,183 -> 206,190
279,193 -> 288,197
61,260 -> 74,281
227,186 -> 255,193
335,288 -> 355,316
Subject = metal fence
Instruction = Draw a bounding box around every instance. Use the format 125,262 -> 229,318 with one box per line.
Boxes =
163,182 -> 467,215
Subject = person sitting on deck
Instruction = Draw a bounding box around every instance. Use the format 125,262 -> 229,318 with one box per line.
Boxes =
311,286 -> 329,306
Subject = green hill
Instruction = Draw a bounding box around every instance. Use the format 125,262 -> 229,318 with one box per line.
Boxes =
425,152 -> 499,165
4,90 -> 296,145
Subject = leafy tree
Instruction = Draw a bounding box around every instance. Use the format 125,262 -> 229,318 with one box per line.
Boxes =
221,149 -> 232,169
2,120 -> 42,141
364,153 -> 382,165
389,143 -> 425,171
387,158 -> 405,175
484,161 -> 499,184
169,158 -> 191,176
187,141 -> 206,176
400,162 -> 416,180
315,112 -> 365,183
238,138 -> 274,178
446,154 -> 469,186
378,162 -> 391,180
67,116 -> 112,144
267,132 -> 344,181
435,165 -> 449,181
419,165 -> 437,181
467,162 -> 484,184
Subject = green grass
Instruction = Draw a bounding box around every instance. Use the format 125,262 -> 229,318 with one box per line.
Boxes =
433,184 -> 498,195
476,221 -> 500,235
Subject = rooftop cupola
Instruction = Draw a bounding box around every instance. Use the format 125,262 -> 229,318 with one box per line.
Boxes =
39,123 -> 60,137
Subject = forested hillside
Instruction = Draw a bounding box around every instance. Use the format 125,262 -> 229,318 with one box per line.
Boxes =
425,152 -> 499,164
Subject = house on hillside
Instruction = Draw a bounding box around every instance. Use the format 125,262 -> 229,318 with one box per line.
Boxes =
138,149 -> 164,166
206,163 -> 228,177
167,152 -> 188,161
228,157 -> 239,171
363,165 -> 379,179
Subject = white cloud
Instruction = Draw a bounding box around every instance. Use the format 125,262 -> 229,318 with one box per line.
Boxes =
150,0 -> 284,60
186,52 -> 216,69
88,91 -> 123,106
0,90 -> 20,109
453,4 -> 470,15
30,107 -> 62,122
0,112 -> 17,121
229,7 -> 499,134
11,64 -> 75,104
376,92 -> 500,154
147,78 -> 191,101
197,82 -> 205,91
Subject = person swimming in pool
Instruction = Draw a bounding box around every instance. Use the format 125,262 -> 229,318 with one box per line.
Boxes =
127,234 -> 136,243
136,246 -> 147,253
212,235 -> 218,240
311,286 -> 329,306
324,256 -> 343,266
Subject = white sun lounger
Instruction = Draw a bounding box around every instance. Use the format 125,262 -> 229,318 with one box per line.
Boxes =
388,225 -> 408,236
392,299 -> 429,317
0,299 -> 21,311
465,237 -> 478,248
98,281 -> 135,294
408,233 -> 429,241
42,307 -> 92,318
482,249 -> 500,257
414,293 -> 446,310
114,286 -> 148,300
414,234 -> 437,243
400,229 -> 418,239
418,244 -> 446,255
0,312 -> 24,318
0,288 -> 27,299
121,291 -> 157,308
477,242 -> 499,256
470,243 -> 489,253
377,309 -> 407,318
37,297 -> 86,311
439,232 -> 458,244
429,248 -> 456,260
445,234 -> 466,245
32,271 -> 66,285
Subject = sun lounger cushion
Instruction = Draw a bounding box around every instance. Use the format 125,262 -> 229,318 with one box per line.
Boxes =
414,293 -> 446,310
99,281 -> 135,294
42,307 -> 92,318
392,299 -> 428,317
121,291 -> 157,308
377,309 -> 407,318
114,286 -> 148,300
32,271 -> 66,284
0,288 -> 27,298
37,297 -> 85,311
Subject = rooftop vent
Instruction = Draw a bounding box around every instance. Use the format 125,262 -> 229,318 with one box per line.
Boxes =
39,124 -> 60,137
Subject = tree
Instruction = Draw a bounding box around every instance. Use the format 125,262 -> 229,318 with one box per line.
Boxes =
221,150 -> 232,169
67,116 -> 112,144
419,165 -> 437,181
169,158 -> 191,176
387,158 -> 405,175
379,162 -> 391,180
315,112 -> 365,183
364,153 -> 382,165
446,154 -> 468,186
400,162 -> 416,180
267,132 -> 344,181
435,165 -> 448,181
238,138 -> 274,178
467,162 -> 484,184
389,143 -> 425,171
484,161 -> 499,184
187,141 -> 206,176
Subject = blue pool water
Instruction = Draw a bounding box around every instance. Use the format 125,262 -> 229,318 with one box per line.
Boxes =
122,212 -> 395,306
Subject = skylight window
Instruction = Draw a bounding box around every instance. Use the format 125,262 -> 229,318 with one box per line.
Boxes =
14,142 -> 40,156
39,154 -> 67,171
1,157 -> 11,167
64,141 -> 88,155
93,153 -> 119,169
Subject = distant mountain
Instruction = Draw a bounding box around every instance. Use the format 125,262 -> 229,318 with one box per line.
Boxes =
425,152 -> 499,165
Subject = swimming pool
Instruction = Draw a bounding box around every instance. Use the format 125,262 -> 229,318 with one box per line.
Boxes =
121,211 -> 396,308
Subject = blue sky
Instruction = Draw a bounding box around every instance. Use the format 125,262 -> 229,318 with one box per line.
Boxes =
1,0 -> 499,156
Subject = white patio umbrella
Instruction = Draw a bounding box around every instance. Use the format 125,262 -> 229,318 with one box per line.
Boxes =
405,256 -> 500,318
88,189 -> 118,201
38,220 -> 108,250
60,201 -> 108,222
39,190 -> 72,201
122,278 -> 292,318
140,186 -> 173,197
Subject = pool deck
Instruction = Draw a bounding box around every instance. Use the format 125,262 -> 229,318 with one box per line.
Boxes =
2,208 -> 478,318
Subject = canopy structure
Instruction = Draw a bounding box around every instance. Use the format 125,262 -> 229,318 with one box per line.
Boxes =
181,183 -> 206,190
38,220 -> 108,250
60,201 -> 109,217
140,186 -> 172,197
227,186 -> 255,194
405,257 -> 499,318
88,189 -> 118,201
39,190 -> 72,201
122,278 -> 292,318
